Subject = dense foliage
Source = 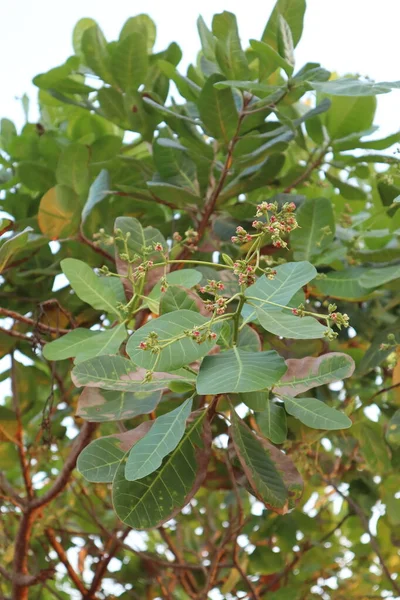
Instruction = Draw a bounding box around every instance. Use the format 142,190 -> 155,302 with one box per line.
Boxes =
1,1 -> 400,598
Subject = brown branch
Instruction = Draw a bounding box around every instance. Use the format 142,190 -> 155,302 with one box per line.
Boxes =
0,565 -> 54,587
283,145 -> 329,193
0,327 -> 44,345
366,381 -> 400,405
0,308 -> 70,335
45,529 -> 87,596
77,230 -> 115,262
11,356 -> 34,501
158,528 -> 197,595
327,480 -> 400,595
0,472 -> 25,508
11,422 -> 96,600
172,95 -> 251,269
87,528 -> 130,598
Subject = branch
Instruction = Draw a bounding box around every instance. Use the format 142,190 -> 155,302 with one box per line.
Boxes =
283,145 -> 329,193
11,356 -> 34,501
0,327 -> 44,345
112,190 -> 178,211
87,528 -> 130,598
0,308 -> 70,335
172,95 -> 251,268
78,230 -> 115,262
0,472 -> 25,508
327,480 -> 400,595
45,529 -> 87,596
0,565 -> 54,587
30,422 -> 97,510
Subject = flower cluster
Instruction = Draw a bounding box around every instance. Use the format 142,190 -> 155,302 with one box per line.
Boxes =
328,304 -> 349,330
186,328 -> 218,344
379,333 -> 398,352
233,261 -> 256,287
172,228 -> 199,252
138,331 -> 160,353
252,201 -> 298,248
199,280 -> 225,294
203,297 -> 228,315
231,226 -> 252,245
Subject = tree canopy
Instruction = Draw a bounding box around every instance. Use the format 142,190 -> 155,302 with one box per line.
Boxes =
1,1 -> 400,598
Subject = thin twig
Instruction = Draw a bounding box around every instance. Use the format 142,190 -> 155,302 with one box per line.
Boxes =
0,308 -> 70,335
45,529 -> 87,596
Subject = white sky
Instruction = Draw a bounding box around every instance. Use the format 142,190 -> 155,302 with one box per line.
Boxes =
1,0 -> 400,134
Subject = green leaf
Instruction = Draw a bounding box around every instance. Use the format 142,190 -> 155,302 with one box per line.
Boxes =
274,352 -> 355,397
359,264 -> 400,288
198,74 -> 238,144
325,172 -> 366,200
61,258 -> 122,318
280,395 -> 352,430
386,409 -> 400,449
325,94 -> 377,140
353,423 -> 391,473
197,15 -> 216,61
127,310 -> 218,372
125,397 -> 193,481
114,216 -> 166,258
146,182 -> 201,207
17,161 -> 55,192
77,422 -> 153,483
257,400 -> 287,444
157,61 -> 200,102
262,0 -> 306,49
230,411 -> 288,510
160,286 -> 200,314
56,143 -> 89,195
212,12 -> 250,80
291,198 -> 335,261
333,131 -> 400,152
311,78 -> 391,96
277,15 -> 295,69
0,227 -> 32,273
38,185 -> 81,240
244,262 -> 317,315
81,24 -> 114,84
153,135 -> 198,193
255,310 -> 328,339
112,410 -> 211,529
250,39 -> 294,77
312,268 -> 374,301
238,391 -> 269,412
76,387 -> 162,422
81,169 -> 111,223
43,325 -> 126,363
73,18 -> 97,56
111,33 -> 148,93
196,348 -> 287,394
120,14 -> 156,51
72,355 -> 195,392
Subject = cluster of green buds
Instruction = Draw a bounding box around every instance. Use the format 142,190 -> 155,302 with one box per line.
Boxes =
138,332 -> 160,353
380,333 -> 398,351
328,304 -> 350,330
252,201 -> 298,248
172,228 -> 199,252
199,280 -> 225,294
93,228 -> 114,246
186,328 -> 218,344
203,296 -> 228,315
233,261 -> 256,287
198,280 -> 227,314
291,303 -> 306,317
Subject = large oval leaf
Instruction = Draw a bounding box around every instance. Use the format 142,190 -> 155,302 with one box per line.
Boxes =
257,399 -> 287,444
61,258 -> 122,318
77,422 -> 152,483
254,309 -> 328,339
196,348 -> 287,394
125,397 -> 193,481
274,352 -> 355,397
230,411 -> 288,510
39,186 -> 81,240
76,387 -> 162,422
43,324 -> 126,363
244,261 -> 316,313
127,310 -> 219,372
72,354 -> 195,392
112,410 -> 211,529
280,395 -> 352,430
